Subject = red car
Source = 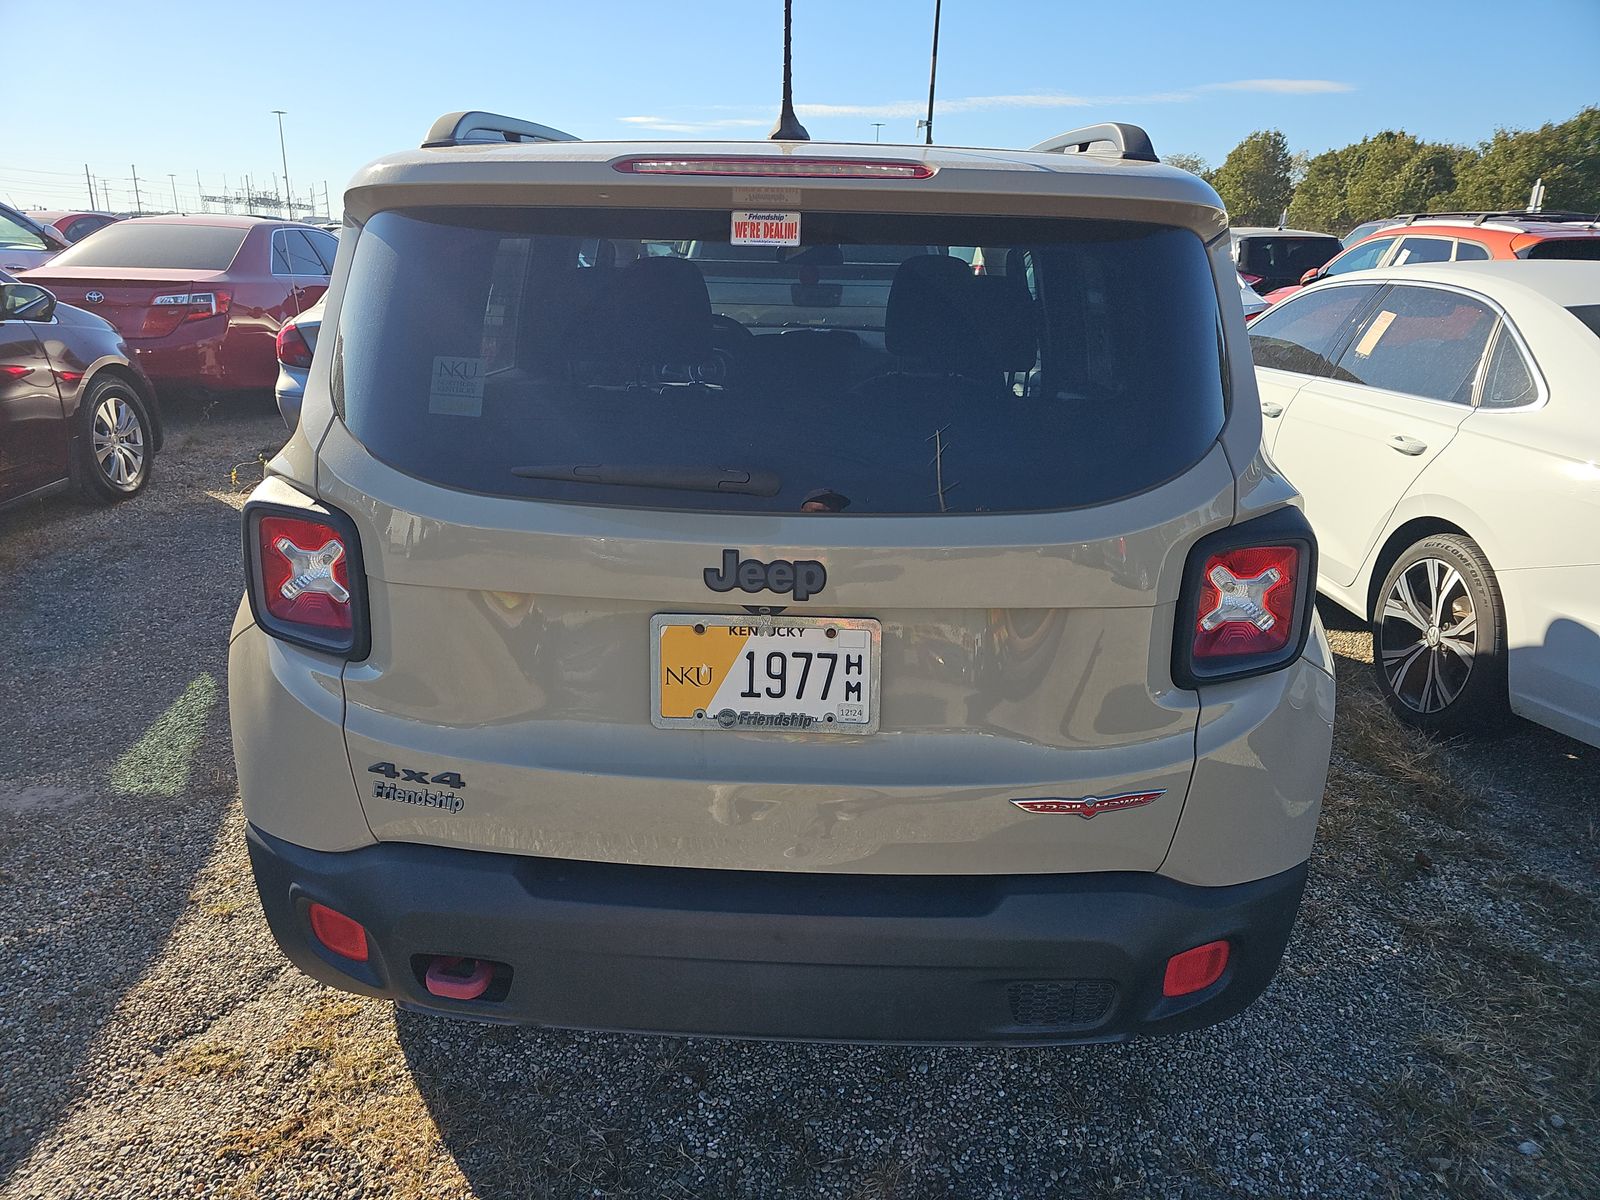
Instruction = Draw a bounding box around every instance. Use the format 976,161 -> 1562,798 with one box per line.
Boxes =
20,215 -> 335,397
27,210 -> 122,244
1261,210 -> 1600,306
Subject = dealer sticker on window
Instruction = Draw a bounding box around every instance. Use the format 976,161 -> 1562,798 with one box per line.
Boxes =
730,210 -> 801,247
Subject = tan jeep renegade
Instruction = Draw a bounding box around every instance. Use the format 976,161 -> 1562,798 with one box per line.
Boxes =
229,110 -> 1335,1043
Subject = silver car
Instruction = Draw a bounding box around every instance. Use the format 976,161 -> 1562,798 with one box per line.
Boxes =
1238,272 -> 1269,321
230,112 -> 1335,1044
273,297 -> 322,429
0,203 -> 69,274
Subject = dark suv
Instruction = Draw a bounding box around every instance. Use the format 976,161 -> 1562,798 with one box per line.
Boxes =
1231,227 -> 1343,294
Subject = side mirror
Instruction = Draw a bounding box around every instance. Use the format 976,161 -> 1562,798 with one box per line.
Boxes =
0,283 -> 57,322
41,225 -> 69,251
1299,267 -> 1322,286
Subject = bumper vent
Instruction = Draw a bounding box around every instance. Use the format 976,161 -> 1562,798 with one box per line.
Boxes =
1007,980 -> 1117,1028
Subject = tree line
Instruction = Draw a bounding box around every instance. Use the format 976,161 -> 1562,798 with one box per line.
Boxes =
1168,107 -> 1599,232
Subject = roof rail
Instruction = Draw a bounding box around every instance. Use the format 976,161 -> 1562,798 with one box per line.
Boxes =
1390,209 -> 1600,227
423,111 -> 579,149
1029,123 -> 1158,164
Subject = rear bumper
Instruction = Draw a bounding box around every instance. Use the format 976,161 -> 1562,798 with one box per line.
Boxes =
247,823 -> 1309,1045
127,330 -> 228,390
274,364 -> 307,429
127,320 -> 272,393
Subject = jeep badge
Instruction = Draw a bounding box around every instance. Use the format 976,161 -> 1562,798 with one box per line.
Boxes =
704,549 -> 826,602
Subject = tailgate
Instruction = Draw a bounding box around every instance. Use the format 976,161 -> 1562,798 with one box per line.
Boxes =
321,425 -> 1234,875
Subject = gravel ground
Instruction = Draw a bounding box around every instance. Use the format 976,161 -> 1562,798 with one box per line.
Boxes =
0,404 -> 1595,1199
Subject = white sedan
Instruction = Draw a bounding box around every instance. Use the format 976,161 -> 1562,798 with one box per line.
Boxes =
1249,261 -> 1600,747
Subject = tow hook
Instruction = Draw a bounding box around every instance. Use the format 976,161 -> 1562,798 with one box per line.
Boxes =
424,956 -> 495,1001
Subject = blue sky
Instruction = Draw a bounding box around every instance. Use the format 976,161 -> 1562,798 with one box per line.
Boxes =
7,0 -> 1597,217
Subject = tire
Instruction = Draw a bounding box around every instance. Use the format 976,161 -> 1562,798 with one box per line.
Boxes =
73,377 -> 154,504
1370,533 -> 1508,735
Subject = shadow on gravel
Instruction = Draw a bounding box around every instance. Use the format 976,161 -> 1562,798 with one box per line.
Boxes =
1316,597 -> 1367,636
0,481 -> 245,1182
1315,598 -> 1598,796
393,1016 -> 1168,1200
391,994 -> 1425,1200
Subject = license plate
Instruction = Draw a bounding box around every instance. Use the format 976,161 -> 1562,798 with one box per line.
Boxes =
651,614 -> 880,734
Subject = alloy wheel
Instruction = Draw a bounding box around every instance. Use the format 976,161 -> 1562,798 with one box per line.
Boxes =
92,395 -> 146,488
1378,557 -> 1477,714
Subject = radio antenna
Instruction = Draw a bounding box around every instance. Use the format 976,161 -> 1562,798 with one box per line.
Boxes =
769,0 -> 811,141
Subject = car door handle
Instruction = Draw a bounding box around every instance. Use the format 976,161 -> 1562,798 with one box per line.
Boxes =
1260,401 -> 1284,418
1389,435 -> 1427,456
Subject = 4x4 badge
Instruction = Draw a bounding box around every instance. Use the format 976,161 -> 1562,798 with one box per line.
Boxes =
1010,790 -> 1165,819
704,548 -> 826,602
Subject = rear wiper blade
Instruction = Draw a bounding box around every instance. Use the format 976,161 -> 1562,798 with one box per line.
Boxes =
510,463 -> 781,497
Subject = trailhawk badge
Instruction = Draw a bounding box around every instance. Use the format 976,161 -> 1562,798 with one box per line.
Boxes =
1010,790 -> 1166,819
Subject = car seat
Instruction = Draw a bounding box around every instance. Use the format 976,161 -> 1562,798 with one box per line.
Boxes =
866,254 -> 1037,394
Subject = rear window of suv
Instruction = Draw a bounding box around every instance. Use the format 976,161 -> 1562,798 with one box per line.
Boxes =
1524,239 -> 1600,261
334,208 -> 1226,515
44,223 -> 249,271
1239,236 -> 1342,279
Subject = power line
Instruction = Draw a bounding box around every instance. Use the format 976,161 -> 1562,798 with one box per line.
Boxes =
0,163 -> 93,178
1,166 -> 339,218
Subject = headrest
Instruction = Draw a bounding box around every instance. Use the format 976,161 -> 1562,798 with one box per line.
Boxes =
885,254 -> 1036,372
969,274 -> 1039,372
610,257 -> 713,363
567,256 -> 713,365
885,254 -> 973,361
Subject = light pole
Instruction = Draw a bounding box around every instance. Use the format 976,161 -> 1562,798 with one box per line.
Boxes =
872,122 -> 885,143
168,173 -> 179,213
272,110 -> 292,218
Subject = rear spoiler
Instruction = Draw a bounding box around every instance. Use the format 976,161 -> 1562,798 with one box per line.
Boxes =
1029,123 -> 1158,164
423,111 -> 579,148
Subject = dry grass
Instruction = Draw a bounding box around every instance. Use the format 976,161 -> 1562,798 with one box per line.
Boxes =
227,454 -> 270,493
1319,641 -> 1599,1198
147,1040 -> 248,1081
1321,685 -> 1478,857
1377,914 -> 1600,1197
218,998 -> 467,1200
